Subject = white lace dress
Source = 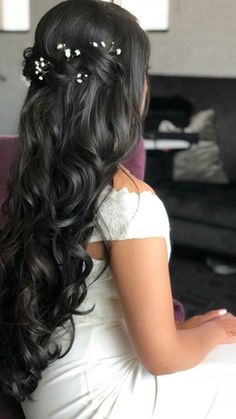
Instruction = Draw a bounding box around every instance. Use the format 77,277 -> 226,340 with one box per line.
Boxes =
22,187 -> 236,419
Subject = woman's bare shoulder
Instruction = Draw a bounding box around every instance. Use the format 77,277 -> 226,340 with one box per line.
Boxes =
113,167 -> 155,195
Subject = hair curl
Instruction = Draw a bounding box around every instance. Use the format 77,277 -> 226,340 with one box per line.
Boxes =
0,0 -> 150,401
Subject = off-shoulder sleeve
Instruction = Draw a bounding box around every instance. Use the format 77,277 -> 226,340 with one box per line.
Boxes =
91,187 -> 171,259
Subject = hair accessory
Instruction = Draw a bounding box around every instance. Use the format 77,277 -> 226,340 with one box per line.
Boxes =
90,40 -> 122,55
35,57 -> 51,81
65,48 -> 72,58
56,43 -> 81,60
76,72 -> 88,84
34,40 -> 121,84
57,43 -> 66,50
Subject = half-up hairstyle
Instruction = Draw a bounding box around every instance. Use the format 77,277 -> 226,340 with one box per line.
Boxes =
0,0 -> 150,401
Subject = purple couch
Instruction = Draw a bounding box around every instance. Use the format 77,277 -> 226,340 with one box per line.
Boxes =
124,139 -> 146,181
0,136 -> 18,227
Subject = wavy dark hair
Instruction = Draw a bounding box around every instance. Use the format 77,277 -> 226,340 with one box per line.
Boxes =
0,0 -> 150,401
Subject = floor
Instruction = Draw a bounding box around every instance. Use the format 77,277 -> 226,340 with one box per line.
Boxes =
169,247 -> 236,319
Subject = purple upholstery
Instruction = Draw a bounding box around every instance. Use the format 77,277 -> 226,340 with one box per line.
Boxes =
0,136 -> 18,227
123,138 -> 146,180
173,298 -> 185,322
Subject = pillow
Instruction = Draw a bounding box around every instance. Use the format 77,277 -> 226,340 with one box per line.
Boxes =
160,109 -> 228,183
184,109 -> 216,142
173,141 -> 228,183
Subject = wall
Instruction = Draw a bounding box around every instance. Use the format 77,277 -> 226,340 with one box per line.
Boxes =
0,0 -> 60,134
149,0 -> 236,78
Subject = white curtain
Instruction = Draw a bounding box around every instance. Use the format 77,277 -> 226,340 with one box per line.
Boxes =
0,0 -> 30,31
102,0 -> 169,30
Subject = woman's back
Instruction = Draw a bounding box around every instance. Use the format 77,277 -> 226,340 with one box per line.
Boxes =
0,0 -> 151,402
22,169 -> 236,419
22,169 -> 171,419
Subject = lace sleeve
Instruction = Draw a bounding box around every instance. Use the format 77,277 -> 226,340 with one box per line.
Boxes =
91,187 -> 171,259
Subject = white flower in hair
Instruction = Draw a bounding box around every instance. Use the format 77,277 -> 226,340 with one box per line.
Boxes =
76,72 -> 89,84
65,48 -> 71,58
57,43 -> 66,50
91,39 -> 122,55
34,56 -> 51,81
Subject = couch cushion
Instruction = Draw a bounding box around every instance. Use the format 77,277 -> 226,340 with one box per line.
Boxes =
0,136 -> 18,223
158,182 -> 236,231
123,138 -> 146,180
158,110 -> 229,184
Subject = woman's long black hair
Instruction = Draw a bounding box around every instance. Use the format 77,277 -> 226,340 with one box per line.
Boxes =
0,0 -> 150,401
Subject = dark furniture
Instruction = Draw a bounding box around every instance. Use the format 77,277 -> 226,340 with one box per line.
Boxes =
156,181 -> 236,258
144,76 -> 236,258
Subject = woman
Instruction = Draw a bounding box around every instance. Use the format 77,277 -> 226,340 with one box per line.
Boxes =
1,1 -> 236,418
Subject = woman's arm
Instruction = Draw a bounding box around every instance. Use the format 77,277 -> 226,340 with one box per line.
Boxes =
110,237 -> 236,375
175,308 -> 227,331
